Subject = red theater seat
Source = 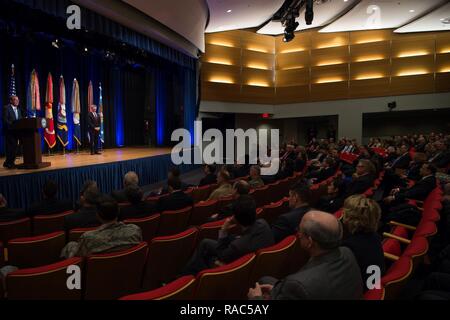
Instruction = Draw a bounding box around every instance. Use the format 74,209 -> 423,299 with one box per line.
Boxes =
259,200 -> 288,225
364,288 -> 385,300
197,219 -> 225,242
381,256 -> 413,300
33,211 -> 74,235
120,276 -> 196,300
157,206 -> 192,236
192,185 -> 213,203
250,236 -> 297,284
6,257 -> 83,300
68,227 -> 98,242
8,231 -> 66,268
217,196 -> 234,212
124,214 -> 160,243
0,218 -> 31,246
194,254 -> 256,300
383,239 -> 402,258
252,185 -> 270,208
189,200 -> 218,226
142,228 -> 198,290
83,242 -> 148,300
0,242 -> 4,267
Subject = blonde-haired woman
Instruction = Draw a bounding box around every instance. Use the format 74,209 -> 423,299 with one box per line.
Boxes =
342,195 -> 385,290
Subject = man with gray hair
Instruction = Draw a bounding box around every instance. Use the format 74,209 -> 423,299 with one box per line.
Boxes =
111,171 -> 139,203
248,211 -> 363,300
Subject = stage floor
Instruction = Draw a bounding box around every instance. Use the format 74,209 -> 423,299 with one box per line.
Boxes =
0,147 -> 173,178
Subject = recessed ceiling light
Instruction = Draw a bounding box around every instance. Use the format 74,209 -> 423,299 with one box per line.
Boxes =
409,9 -> 415,13
227,9 -> 232,13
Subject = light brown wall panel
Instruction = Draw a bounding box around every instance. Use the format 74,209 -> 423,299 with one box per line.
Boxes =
390,74 -> 435,96
350,60 -> 391,80
242,50 -> 274,70
310,82 -> 349,101
276,69 -> 310,87
311,46 -> 350,67
241,68 -> 274,87
350,41 -> 391,63
276,86 -> 310,104
276,51 -> 310,70
349,78 -> 391,99
201,29 -> 450,105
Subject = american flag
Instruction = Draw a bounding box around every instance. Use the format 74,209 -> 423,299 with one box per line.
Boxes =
9,64 -> 16,97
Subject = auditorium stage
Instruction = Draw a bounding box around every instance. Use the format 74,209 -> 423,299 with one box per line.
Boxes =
0,147 -> 198,209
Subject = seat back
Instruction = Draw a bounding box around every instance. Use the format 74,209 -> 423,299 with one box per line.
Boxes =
192,185 -> 212,203
197,220 -> 225,242
252,185 -> 270,208
260,200 -> 288,225
124,214 -> 160,243
68,227 -> 98,242
383,239 -> 402,257
120,276 -> 196,300
250,236 -> 297,285
288,234 -> 310,274
83,242 -> 148,300
33,211 -> 74,235
403,236 -> 429,270
158,207 -> 192,236
142,228 -> 198,290
381,256 -> 413,300
195,254 -> 256,300
189,200 -> 218,226
217,196 -> 234,211
6,257 -> 83,300
8,232 -> 66,268
0,242 -> 4,268
0,218 -> 31,245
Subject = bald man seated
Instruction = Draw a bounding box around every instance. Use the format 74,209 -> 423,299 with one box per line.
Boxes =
248,211 -> 363,300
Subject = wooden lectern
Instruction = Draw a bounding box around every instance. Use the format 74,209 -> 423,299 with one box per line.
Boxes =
12,118 -> 51,169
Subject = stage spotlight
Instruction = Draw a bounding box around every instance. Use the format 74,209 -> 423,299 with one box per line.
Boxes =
305,0 -> 314,25
51,39 -> 60,49
283,31 -> 295,43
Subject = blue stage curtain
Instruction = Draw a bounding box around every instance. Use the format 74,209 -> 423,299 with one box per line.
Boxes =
0,153 -> 199,209
184,69 -> 197,145
0,1 -> 199,156
8,0 -> 195,70
156,68 -> 166,147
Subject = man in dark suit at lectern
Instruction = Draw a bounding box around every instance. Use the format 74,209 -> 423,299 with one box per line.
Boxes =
2,95 -> 22,169
88,105 -> 101,155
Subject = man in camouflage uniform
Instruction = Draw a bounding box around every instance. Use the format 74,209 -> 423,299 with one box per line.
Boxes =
61,196 -> 142,259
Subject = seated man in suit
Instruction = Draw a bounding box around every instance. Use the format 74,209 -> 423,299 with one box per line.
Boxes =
111,171 -> 139,203
316,177 -> 346,214
0,194 -> 26,222
386,144 -> 411,171
248,211 -> 363,300
208,170 -> 233,201
306,157 -> 336,184
156,177 -> 194,212
209,180 -> 251,222
344,159 -> 376,198
272,183 -> 312,243
248,165 -> 264,189
429,140 -> 450,169
182,196 -> 274,275
27,180 -> 73,217
384,163 -> 437,204
198,164 -> 217,187
61,196 -> 142,258
119,185 -> 156,220
64,185 -> 101,231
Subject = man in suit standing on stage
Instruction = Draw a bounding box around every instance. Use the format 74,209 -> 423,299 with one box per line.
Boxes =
88,105 -> 101,155
2,95 -> 22,169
